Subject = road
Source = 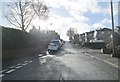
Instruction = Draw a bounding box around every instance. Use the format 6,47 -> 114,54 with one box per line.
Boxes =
2,42 -> 118,80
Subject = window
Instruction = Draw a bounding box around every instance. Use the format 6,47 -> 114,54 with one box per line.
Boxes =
101,32 -> 104,34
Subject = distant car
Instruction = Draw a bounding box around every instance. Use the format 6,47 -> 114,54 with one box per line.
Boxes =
47,39 -> 62,52
48,43 -> 59,52
102,45 -> 120,57
52,39 -> 62,47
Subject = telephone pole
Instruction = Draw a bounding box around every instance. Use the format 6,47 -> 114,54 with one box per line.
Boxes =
110,0 -> 115,57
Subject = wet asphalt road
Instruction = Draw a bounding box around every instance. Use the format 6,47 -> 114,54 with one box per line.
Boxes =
2,42 -> 119,80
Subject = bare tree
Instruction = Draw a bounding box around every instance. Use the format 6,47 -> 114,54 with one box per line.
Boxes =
66,28 -> 75,39
3,0 -> 48,31
31,0 -> 49,20
66,28 -> 76,41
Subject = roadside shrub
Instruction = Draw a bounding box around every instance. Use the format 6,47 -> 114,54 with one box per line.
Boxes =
2,27 -> 60,50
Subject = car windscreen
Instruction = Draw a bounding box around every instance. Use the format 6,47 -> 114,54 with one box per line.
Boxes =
49,43 -> 56,45
52,41 -> 60,45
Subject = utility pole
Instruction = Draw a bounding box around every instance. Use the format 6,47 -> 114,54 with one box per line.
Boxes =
110,0 -> 115,57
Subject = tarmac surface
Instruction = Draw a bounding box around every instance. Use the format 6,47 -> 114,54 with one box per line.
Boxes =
1,42 -> 119,81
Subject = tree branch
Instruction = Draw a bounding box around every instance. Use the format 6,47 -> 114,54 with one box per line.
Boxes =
5,15 -> 20,28
24,13 -> 35,30
11,14 -> 21,27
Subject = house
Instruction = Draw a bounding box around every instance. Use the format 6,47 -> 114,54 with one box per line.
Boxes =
114,26 -> 120,46
73,34 -> 79,44
85,31 -> 94,42
94,28 -> 112,45
79,33 -> 85,43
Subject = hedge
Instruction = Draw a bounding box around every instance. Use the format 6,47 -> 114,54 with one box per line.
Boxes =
2,27 -> 31,50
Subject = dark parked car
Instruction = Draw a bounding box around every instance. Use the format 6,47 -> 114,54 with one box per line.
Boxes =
102,45 -> 120,58
115,45 -> 120,58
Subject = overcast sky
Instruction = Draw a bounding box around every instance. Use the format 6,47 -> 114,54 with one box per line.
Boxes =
0,0 -> 119,40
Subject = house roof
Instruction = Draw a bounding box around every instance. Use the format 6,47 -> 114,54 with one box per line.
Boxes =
96,28 -> 112,31
86,31 -> 94,34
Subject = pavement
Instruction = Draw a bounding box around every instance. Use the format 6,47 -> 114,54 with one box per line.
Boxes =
73,44 -> 120,69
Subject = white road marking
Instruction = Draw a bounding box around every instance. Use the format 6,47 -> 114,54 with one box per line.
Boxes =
103,60 -> 120,69
15,66 -> 22,69
22,63 -> 27,66
5,69 -> 15,74
39,54 -> 44,57
9,66 -> 15,69
25,63 -> 28,64
1,69 -> 8,73
2,61 -> 33,75
29,61 -> 33,63
0,74 -> 5,77
17,64 -> 21,66
25,61 -> 28,63
85,53 -> 120,69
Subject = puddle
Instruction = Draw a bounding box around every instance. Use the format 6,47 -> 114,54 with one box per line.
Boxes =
62,51 -> 75,55
39,54 -> 55,64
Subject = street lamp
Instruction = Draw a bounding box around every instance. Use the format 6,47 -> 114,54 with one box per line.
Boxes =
110,0 -> 115,57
